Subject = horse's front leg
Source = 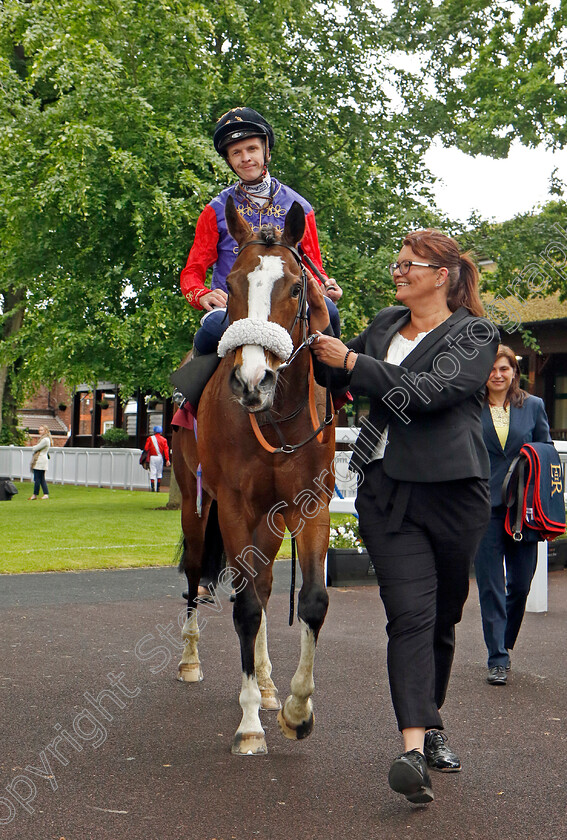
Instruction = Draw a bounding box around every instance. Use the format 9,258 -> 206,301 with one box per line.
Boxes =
231,583 -> 267,755
277,511 -> 329,741
219,501 -> 268,755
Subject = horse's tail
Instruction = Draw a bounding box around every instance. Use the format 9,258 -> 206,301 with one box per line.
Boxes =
174,501 -> 224,577
174,533 -> 186,571
203,500 -> 224,571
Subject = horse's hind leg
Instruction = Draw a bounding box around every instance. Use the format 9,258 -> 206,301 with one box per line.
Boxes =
277,515 -> 329,741
177,492 -> 214,683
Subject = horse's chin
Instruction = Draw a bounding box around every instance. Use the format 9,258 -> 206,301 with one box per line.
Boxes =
244,394 -> 275,414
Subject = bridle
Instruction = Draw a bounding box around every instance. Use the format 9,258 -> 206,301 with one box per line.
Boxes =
234,238 -> 334,454
237,238 -> 309,342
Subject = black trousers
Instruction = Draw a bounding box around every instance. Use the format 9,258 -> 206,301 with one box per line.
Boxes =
356,461 -> 490,732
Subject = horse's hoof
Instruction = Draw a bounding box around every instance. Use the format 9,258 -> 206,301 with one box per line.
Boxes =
260,688 -> 282,711
176,663 -> 203,683
277,705 -> 315,741
231,732 -> 268,756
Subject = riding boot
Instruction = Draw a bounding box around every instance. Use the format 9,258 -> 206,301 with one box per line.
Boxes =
170,351 -> 222,410
156,479 -> 161,493
150,480 -> 155,492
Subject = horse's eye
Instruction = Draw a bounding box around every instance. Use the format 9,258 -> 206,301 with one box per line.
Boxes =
290,284 -> 302,298
226,281 -> 232,294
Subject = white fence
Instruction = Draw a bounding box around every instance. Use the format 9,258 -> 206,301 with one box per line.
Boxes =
0,446 -> 150,491
3,434 -> 566,500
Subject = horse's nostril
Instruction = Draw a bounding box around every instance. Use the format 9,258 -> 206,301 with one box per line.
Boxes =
229,366 -> 245,397
259,370 -> 276,391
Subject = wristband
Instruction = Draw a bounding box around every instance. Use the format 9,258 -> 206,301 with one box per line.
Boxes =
343,349 -> 356,372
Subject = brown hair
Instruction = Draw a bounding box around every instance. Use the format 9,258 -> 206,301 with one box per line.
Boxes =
486,344 -> 527,408
403,229 -> 484,317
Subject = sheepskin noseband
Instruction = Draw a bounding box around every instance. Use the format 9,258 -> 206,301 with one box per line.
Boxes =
217,318 -> 293,361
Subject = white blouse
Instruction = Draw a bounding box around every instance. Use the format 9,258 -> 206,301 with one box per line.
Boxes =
370,330 -> 431,461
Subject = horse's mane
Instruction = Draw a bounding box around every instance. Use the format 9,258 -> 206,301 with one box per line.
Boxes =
257,225 -> 280,246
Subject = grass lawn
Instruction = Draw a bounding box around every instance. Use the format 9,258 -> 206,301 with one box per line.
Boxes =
1,481 -> 183,574
1,481 -> 357,574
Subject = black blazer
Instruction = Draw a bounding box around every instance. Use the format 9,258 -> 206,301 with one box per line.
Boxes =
318,306 -> 500,483
481,395 -> 553,507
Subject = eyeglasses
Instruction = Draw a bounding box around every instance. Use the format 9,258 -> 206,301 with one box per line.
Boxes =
388,260 -> 441,276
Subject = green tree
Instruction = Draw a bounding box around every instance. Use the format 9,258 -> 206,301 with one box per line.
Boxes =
1,0 -> 443,437
456,200 -> 567,341
388,0 -> 567,156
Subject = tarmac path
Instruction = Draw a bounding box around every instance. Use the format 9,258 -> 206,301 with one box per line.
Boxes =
1,563 -> 565,840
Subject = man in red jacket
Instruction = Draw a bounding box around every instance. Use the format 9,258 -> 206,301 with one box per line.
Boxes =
143,426 -> 170,492
180,107 -> 341,336
172,107 -> 342,409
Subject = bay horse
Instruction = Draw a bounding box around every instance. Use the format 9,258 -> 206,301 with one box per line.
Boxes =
172,196 -> 336,755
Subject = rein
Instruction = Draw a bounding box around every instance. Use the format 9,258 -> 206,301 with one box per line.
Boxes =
249,354 -> 334,454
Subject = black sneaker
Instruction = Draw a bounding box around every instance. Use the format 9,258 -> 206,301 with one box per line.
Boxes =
487,665 -> 507,685
424,730 -> 462,772
388,749 -> 434,804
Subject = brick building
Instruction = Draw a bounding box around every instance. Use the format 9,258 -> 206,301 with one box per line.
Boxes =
18,382 -> 71,447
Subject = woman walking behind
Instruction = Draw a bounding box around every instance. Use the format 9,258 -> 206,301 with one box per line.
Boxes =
310,229 -> 499,804
474,345 -> 553,686
29,425 -> 52,500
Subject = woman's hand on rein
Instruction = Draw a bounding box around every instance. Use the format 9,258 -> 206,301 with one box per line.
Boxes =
310,333 -> 352,369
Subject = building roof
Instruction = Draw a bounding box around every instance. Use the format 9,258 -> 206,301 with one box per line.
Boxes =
483,291 -> 567,324
18,412 -> 68,436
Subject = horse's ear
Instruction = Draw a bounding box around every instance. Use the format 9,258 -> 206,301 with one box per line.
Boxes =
281,201 -> 305,248
225,195 -> 252,246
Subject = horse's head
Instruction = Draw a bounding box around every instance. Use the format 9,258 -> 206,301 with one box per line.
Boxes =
218,195 -> 306,412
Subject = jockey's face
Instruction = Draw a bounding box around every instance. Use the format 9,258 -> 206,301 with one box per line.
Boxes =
226,137 -> 268,183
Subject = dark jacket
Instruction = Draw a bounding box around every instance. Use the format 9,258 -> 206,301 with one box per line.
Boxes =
481,395 -> 553,507
317,305 -> 500,483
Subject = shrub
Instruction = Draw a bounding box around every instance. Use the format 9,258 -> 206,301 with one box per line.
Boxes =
0,425 -> 29,446
101,427 -> 130,447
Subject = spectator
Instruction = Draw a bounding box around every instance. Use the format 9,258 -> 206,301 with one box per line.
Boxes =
29,425 -> 52,500
474,344 -> 553,686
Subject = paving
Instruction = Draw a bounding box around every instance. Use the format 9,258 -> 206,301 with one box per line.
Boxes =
1,563 -> 566,840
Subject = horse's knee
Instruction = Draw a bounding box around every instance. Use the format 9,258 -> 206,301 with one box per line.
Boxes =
298,585 -> 329,636
233,594 -> 263,637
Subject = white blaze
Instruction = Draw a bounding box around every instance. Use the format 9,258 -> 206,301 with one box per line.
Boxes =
241,255 -> 284,385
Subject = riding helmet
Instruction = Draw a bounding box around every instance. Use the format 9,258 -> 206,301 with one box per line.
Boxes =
213,107 -> 275,156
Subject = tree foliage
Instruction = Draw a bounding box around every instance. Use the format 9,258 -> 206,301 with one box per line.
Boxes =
0,0 -> 442,434
0,0 -> 565,438
388,0 -> 567,156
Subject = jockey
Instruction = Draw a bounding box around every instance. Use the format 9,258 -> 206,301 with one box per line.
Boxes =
178,107 -> 342,365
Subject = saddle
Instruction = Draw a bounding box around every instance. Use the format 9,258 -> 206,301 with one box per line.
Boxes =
170,351 -> 221,415
502,442 -> 566,542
